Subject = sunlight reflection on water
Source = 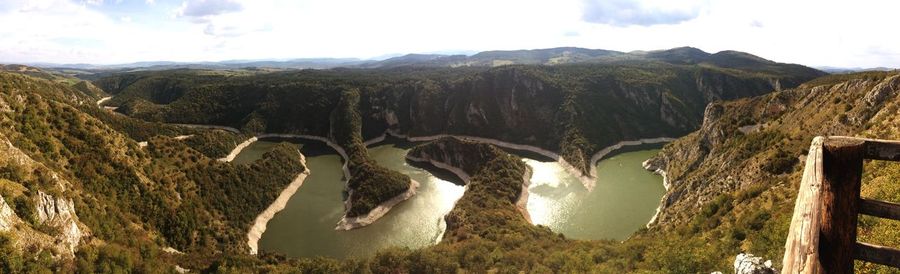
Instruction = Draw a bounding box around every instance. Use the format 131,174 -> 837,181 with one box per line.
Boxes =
524,150 -> 664,240
255,140 -> 465,259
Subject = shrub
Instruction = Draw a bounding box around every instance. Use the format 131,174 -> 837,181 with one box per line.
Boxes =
763,149 -> 798,174
0,164 -> 27,182
12,194 -> 36,225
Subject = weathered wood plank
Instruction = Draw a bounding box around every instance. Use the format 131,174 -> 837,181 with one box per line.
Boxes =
854,242 -> 900,267
864,139 -> 900,161
859,198 -> 900,220
819,137 -> 865,274
827,136 -> 900,161
782,136 -> 826,274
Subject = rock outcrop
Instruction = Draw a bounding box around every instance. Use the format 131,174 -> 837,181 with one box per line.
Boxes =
0,195 -> 17,231
98,59 -> 823,181
0,134 -> 86,258
646,72 -> 900,231
33,191 -> 83,255
733,253 -> 776,274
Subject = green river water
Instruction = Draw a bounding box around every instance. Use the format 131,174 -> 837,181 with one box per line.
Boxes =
237,138 -> 664,258
525,149 -> 665,240
249,139 -> 464,259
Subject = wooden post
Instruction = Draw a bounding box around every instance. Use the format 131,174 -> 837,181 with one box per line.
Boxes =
782,137 -> 825,274
819,137 -> 865,274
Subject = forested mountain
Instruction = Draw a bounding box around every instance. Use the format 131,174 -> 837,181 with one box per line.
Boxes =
35,46 -> 821,75
642,71 -> 900,272
6,49 -> 898,272
94,50 -> 823,180
0,71 -> 307,271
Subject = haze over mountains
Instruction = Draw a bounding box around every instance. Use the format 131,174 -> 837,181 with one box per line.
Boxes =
22,46 -> 851,73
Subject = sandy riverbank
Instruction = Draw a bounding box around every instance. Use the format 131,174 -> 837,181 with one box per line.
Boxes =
642,159 -> 670,228
137,134 -> 194,148
404,155 -> 472,183
221,133 -> 415,232
96,96 -> 112,107
218,137 -> 258,162
406,153 -> 533,223
247,152 -> 310,254
517,167 -> 533,223
334,179 -> 420,230
384,130 -> 673,192
588,137 -> 676,178
257,133 -> 351,180
171,124 -> 241,134
384,130 -> 596,190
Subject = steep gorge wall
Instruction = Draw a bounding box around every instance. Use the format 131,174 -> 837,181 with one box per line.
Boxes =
363,66 -> 805,177
97,64 -> 822,181
646,73 -> 900,232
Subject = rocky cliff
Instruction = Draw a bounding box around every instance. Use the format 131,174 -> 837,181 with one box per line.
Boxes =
0,133 -> 87,259
34,190 -> 84,255
367,63 -> 821,179
650,72 -> 900,228
97,60 -> 823,183
643,71 -> 900,267
0,195 -> 16,232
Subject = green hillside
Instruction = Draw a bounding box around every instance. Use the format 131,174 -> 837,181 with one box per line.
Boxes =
4,60 -> 896,273
93,55 -> 823,179
0,71 -> 307,272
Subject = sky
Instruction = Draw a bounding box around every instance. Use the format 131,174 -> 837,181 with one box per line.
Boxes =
0,0 -> 898,68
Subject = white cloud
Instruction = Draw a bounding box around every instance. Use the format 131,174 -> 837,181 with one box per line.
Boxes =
203,22 -> 271,37
175,0 -> 242,19
0,0 -> 898,68
582,0 -> 707,26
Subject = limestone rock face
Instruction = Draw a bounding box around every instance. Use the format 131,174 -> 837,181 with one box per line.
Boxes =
34,191 -> 83,254
0,96 -> 12,113
733,253 -> 776,274
0,195 -> 18,231
864,75 -> 899,107
646,73 -> 900,230
0,139 -> 86,258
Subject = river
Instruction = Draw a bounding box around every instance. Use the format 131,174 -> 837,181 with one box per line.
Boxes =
525,149 -> 665,240
240,138 -> 664,258
249,138 -> 464,259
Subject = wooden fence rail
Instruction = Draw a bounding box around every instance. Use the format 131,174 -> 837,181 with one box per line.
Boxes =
782,136 -> 900,274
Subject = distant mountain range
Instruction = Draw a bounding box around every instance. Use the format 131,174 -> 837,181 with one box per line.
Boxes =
814,66 -> 897,74
25,58 -> 367,70
17,46 -> 847,73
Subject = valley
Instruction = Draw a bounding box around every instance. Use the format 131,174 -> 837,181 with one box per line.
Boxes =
243,138 -> 465,259
0,46 -> 897,273
226,133 -> 666,258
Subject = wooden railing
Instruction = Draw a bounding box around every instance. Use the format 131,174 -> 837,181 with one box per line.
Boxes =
782,136 -> 900,273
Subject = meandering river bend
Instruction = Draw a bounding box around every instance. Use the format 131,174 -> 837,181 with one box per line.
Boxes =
237,138 -> 663,258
